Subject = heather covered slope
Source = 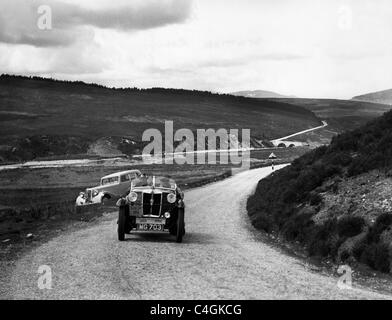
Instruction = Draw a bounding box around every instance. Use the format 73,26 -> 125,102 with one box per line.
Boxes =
0,75 -> 320,162
247,110 -> 392,273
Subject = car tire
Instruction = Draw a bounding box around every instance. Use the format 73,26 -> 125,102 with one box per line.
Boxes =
176,207 -> 185,243
102,195 -> 110,206
118,205 -> 127,241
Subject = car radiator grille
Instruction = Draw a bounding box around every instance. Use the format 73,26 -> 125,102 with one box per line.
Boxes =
142,193 -> 162,216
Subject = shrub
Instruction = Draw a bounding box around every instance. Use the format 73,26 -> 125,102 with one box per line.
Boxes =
309,192 -> 322,206
360,244 -> 376,268
281,213 -> 314,242
352,239 -> 366,261
360,243 -> 391,273
367,213 -> 392,243
337,216 -> 365,238
374,243 -> 391,273
327,151 -> 352,167
252,214 -> 274,233
340,250 -> 350,262
307,219 -> 338,257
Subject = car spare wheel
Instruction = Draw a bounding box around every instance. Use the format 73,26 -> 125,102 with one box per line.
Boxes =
118,205 -> 127,241
176,207 -> 185,243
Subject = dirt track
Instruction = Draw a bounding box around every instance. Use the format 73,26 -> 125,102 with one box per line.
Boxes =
3,165 -> 391,299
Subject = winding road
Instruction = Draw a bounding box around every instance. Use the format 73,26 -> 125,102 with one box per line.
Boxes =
4,165 -> 391,299
271,120 -> 328,144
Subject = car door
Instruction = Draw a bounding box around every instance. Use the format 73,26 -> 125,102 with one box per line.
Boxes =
118,174 -> 132,196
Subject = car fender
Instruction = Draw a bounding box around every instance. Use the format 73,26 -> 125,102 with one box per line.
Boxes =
75,195 -> 87,206
177,199 -> 185,209
100,192 -> 112,200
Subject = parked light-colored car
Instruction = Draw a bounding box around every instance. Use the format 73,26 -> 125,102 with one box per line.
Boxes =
76,170 -> 142,206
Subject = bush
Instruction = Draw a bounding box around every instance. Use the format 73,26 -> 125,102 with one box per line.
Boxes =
360,243 -> 391,273
367,213 -> 392,243
374,243 -> 391,273
327,151 -> 352,167
307,219 -> 338,257
252,214 -> 274,233
352,239 -> 366,261
281,213 -> 314,242
337,216 -> 365,238
309,192 -> 322,206
350,213 -> 392,274
340,250 -> 350,262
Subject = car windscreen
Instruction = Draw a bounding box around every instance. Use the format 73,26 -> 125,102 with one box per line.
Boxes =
154,177 -> 176,189
132,176 -> 152,187
132,176 -> 176,189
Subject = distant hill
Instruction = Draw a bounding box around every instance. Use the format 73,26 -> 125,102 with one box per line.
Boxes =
230,90 -> 294,99
352,89 -> 392,105
264,98 -> 392,146
247,109 -> 392,273
0,74 -> 321,162
270,98 -> 392,130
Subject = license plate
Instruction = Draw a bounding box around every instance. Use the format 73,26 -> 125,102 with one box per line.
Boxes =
137,224 -> 164,231
136,218 -> 165,225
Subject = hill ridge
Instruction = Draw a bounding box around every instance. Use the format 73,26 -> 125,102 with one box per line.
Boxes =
353,88 -> 392,105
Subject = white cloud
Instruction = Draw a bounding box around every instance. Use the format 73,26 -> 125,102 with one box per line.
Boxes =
1,0 -> 392,98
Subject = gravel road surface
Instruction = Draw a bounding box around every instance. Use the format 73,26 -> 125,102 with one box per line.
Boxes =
3,165 -> 391,299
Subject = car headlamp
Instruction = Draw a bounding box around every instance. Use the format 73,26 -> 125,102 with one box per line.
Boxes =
127,191 -> 138,203
167,192 -> 176,203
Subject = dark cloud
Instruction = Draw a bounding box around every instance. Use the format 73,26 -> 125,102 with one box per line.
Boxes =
58,1 -> 192,31
0,0 -> 192,47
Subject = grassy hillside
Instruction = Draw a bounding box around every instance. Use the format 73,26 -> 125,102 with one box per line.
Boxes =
0,75 -> 321,162
353,89 -> 392,105
247,110 -> 392,273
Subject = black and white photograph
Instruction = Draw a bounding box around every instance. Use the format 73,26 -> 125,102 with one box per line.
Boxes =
1,0 -> 392,305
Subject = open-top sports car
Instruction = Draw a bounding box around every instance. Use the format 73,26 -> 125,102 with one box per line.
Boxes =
116,176 -> 185,243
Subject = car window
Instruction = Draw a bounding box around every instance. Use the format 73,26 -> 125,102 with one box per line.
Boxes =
120,174 -> 130,182
130,172 -> 138,179
101,176 -> 119,185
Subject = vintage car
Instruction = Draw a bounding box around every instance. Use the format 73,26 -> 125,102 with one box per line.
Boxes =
116,176 -> 185,243
75,170 -> 142,207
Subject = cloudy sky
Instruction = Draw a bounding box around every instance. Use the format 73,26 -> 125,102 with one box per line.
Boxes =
0,0 -> 391,98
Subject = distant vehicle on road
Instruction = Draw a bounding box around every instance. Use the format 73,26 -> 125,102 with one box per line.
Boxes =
75,170 -> 142,207
116,176 -> 185,243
